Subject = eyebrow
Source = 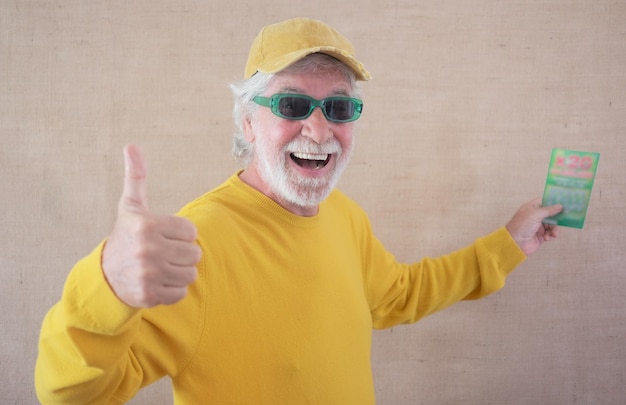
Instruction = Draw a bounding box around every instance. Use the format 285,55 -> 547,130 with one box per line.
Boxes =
277,86 -> 352,97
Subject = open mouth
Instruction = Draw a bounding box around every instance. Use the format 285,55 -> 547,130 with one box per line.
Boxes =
290,152 -> 331,170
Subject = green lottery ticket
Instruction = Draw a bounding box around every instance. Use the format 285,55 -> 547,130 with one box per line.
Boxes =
542,148 -> 600,229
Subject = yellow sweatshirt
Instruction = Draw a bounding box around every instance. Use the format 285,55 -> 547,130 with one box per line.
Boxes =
36,173 -> 526,404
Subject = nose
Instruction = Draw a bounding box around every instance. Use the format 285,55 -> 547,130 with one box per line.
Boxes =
301,106 -> 333,144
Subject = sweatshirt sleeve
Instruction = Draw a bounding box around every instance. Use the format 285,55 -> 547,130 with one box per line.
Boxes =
367,227 -> 527,329
35,241 -> 147,404
36,237 -> 206,405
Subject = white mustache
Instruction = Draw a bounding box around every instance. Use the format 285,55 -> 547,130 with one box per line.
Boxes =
283,137 -> 342,156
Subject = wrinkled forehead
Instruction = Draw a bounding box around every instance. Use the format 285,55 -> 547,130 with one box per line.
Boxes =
266,69 -> 357,98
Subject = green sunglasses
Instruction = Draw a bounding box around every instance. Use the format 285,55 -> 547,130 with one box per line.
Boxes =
252,93 -> 363,123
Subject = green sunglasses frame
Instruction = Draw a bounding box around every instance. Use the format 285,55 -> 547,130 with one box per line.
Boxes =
252,93 -> 363,123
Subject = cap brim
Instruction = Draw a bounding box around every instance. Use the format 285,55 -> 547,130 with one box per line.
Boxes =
255,46 -> 371,81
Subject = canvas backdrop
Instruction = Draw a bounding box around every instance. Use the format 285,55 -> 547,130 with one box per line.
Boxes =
1,1 -> 625,403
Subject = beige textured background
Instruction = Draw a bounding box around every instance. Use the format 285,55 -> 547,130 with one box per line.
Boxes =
1,1 -> 625,404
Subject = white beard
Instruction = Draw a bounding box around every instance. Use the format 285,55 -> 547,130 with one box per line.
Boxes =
254,135 -> 353,209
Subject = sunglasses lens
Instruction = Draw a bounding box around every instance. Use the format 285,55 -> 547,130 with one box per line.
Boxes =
277,96 -> 312,119
325,99 -> 355,122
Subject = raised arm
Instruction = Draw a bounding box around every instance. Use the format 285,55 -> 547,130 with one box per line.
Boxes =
35,145 -> 201,404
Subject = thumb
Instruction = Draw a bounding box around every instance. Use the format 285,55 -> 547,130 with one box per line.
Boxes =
120,144 -> 149,213
538,200 -> 564,220
545,203 -> 564,216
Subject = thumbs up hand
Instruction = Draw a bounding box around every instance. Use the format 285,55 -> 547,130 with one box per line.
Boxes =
102,145 -> 201,308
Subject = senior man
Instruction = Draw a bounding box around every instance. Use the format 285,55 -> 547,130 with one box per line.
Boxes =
36,17 -> 562,404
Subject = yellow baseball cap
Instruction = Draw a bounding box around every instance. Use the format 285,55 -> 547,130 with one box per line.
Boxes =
244,17 -> 371,81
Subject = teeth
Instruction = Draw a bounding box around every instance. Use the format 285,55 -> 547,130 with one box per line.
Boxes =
292,152 -> 329,161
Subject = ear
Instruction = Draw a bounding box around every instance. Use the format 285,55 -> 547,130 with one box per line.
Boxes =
242,111 -> 255,143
